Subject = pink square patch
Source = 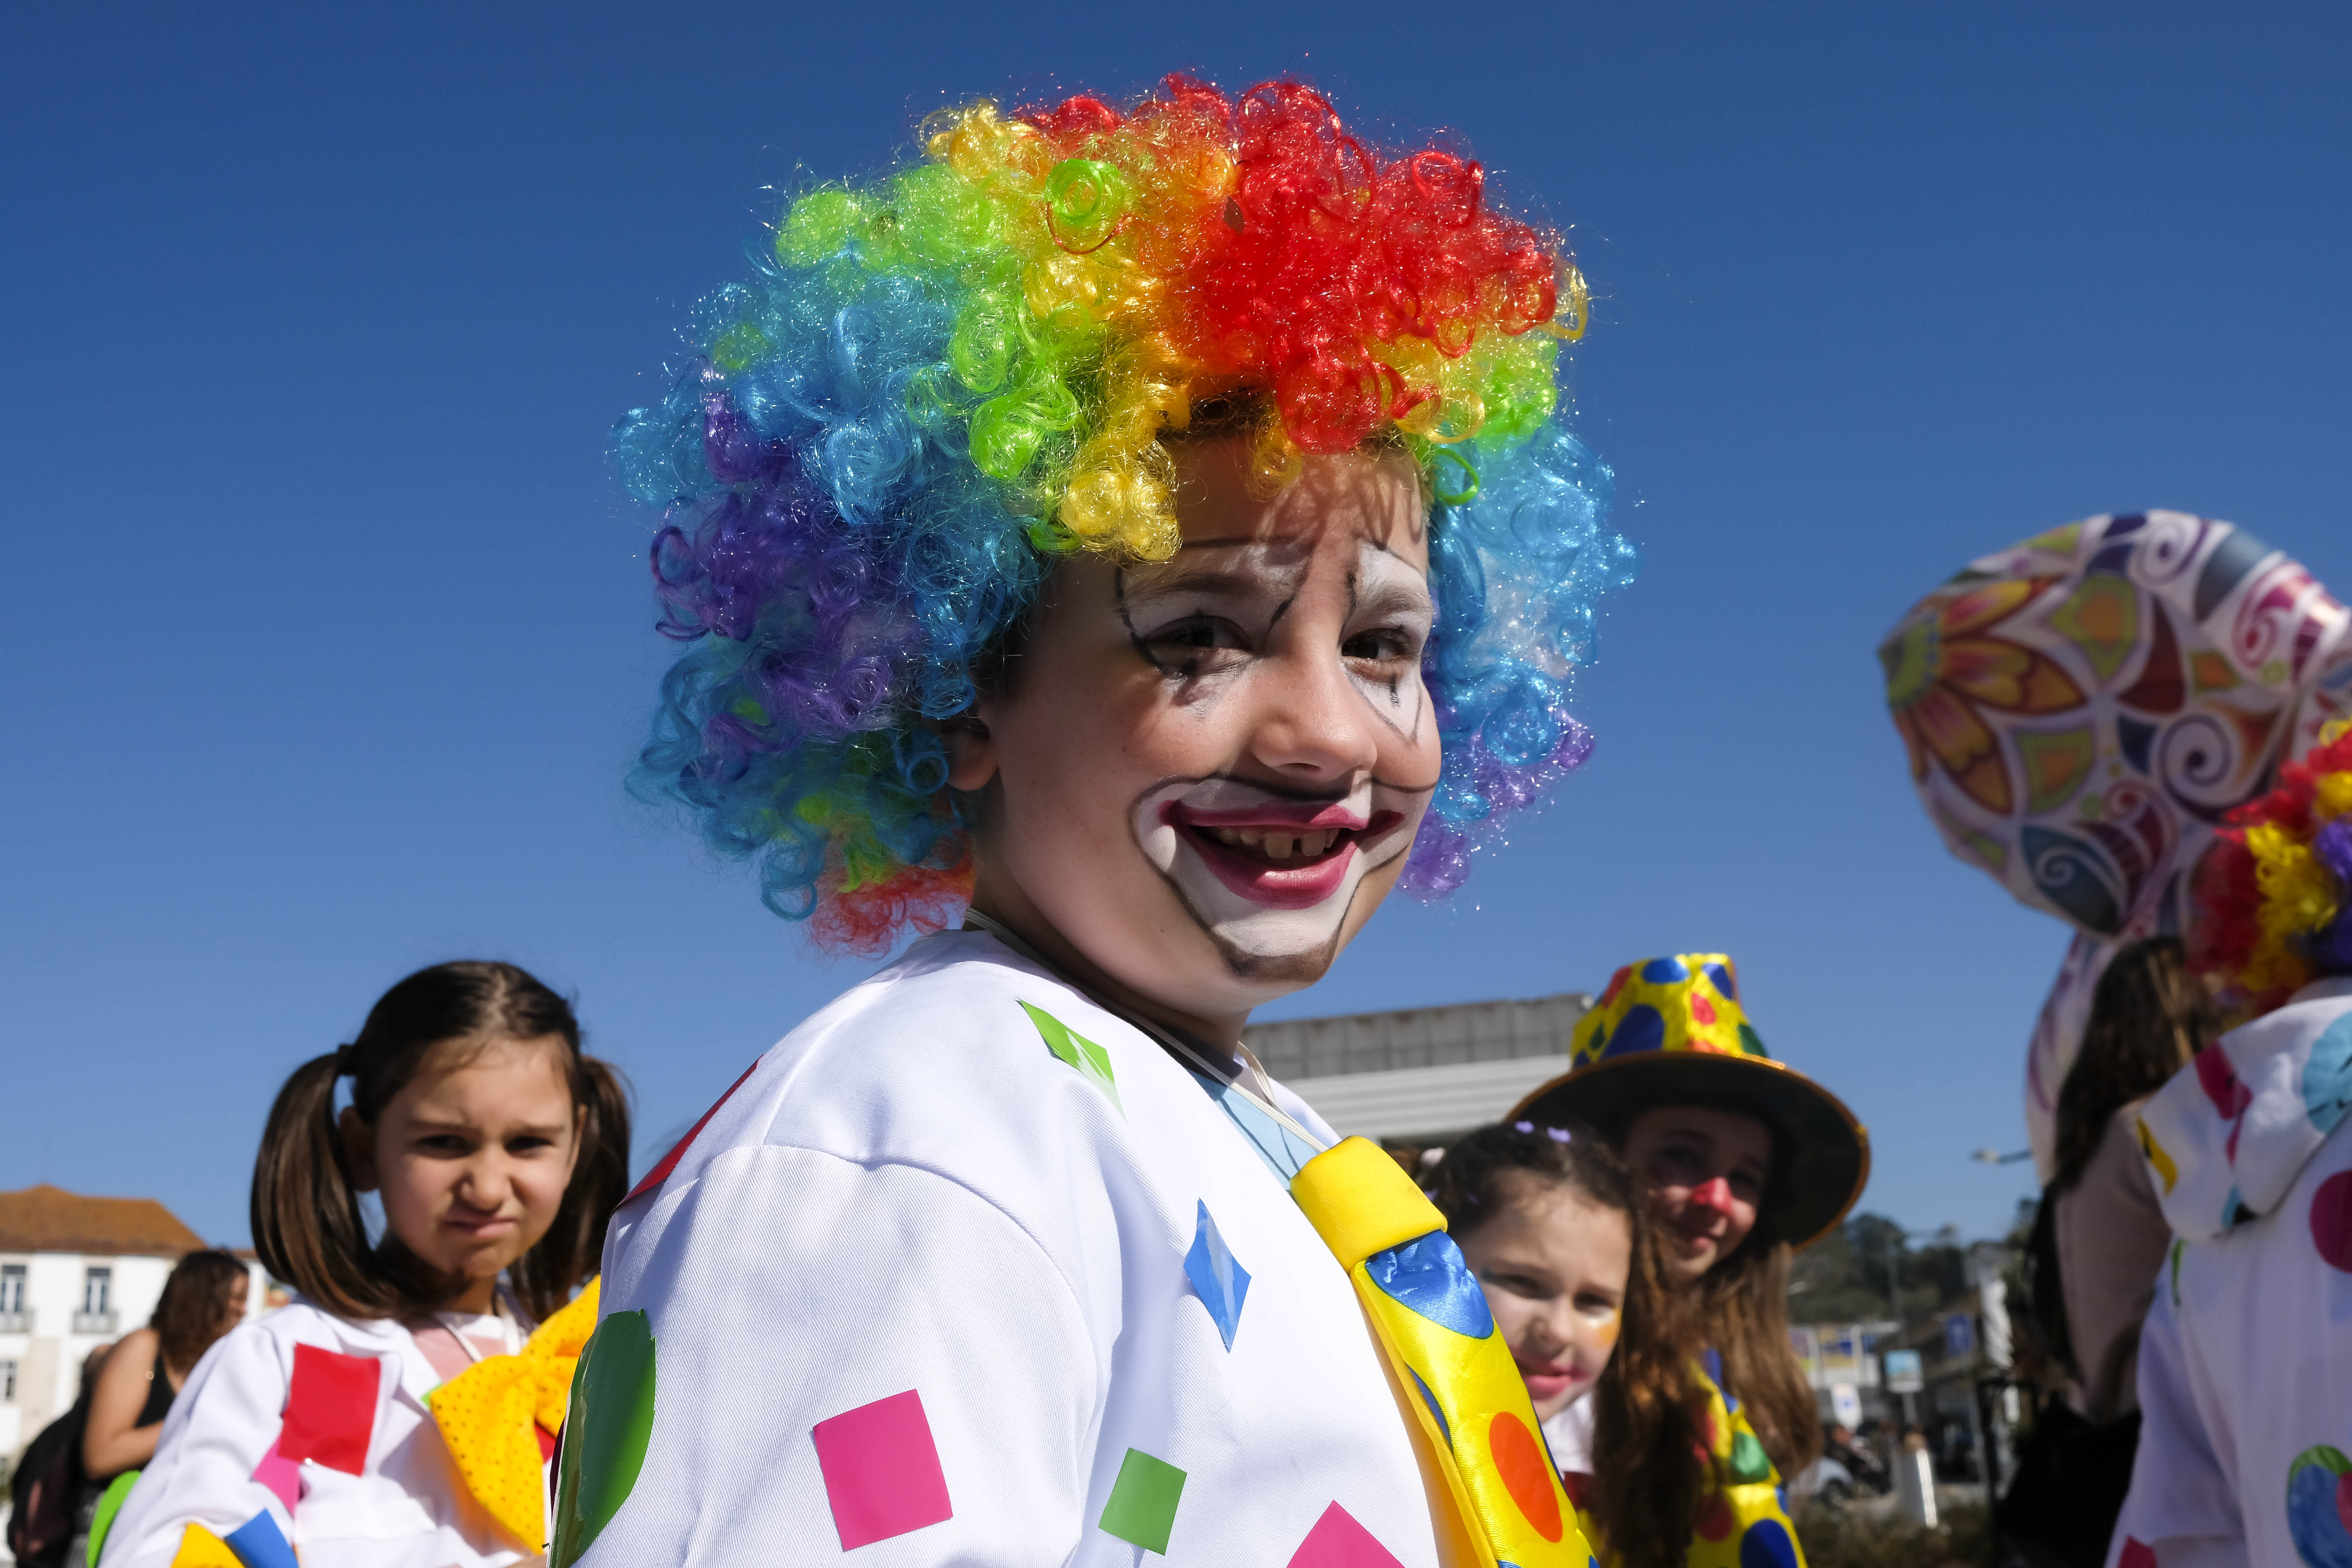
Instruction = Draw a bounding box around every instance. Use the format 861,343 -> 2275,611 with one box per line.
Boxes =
1288,1502 -> 1406,1568
810,1389 -> 953,1549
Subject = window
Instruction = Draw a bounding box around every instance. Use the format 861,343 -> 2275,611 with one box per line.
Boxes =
0,1264 -> 23,1313
0,1360 -> 14,1401
83,1266 -> 111,1315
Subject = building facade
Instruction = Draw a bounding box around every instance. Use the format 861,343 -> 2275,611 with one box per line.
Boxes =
0,1185 -> 262,1473
1242,990 -> 1594,1148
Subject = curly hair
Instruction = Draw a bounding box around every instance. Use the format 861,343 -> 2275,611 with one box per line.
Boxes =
619,74 -> 1638,952
2192,720 -> 2352,1008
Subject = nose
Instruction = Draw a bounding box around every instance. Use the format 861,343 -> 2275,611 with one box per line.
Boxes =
456,1153 -> 512,1210
1245,644 -> 1383,783
1688,1176 -> 1735,1216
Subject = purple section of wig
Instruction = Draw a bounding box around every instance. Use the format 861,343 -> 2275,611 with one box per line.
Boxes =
2309,817 -> 2352,975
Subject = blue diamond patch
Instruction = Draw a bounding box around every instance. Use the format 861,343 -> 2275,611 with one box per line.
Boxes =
1183,1201 -> 1250,1351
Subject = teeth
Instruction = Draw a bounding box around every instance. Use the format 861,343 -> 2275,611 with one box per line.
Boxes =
1200,825 -> 1347,858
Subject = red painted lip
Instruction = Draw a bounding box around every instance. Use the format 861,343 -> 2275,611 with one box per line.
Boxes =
1177,822 -> 1361,908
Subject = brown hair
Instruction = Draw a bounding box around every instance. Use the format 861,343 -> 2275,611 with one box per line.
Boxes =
2052,937 -> 2219,1193
1689,1239 -> 1819,1477
1428,1122 -> 1701,1568
249,960 -> 632,1322
152,1249 -> 250,1377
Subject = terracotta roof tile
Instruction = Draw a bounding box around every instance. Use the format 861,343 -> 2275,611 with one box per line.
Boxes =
0,1184 -> 208,1256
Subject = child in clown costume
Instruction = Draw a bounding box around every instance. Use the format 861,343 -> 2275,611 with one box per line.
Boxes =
99,962 -> 628,1568
556,76 -> 1637,1567
1513,956 -> 1870,1568
2107,725 -> 2352,1568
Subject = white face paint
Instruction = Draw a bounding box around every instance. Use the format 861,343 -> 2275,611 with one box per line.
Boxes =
1131,773 -> 1424,961
953,438 -> 1443,1030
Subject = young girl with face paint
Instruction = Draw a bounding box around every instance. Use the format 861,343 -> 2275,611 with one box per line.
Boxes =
1427,1122 -> 1699,1553
573,76 -> 1635,1568
1514,957 -> 1869,1568
98,962 -> 629,1568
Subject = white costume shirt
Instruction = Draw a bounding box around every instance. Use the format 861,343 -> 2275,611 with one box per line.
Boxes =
100,1298 -> 532,1568
582,930 -> 1445,1565
2108,976 -> 2352,1568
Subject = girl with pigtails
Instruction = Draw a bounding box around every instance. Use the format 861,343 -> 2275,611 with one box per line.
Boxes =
100,962 -> 630,1568
567,73 -> 1635,1568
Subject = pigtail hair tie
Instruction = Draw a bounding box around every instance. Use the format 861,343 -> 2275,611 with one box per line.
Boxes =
332,1042 -> 355,1076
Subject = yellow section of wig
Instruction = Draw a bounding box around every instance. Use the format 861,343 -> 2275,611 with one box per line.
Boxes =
2244,819 -> 2343,994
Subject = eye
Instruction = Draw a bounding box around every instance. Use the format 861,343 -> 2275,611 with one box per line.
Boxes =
1573,1291 -> 1619,1318
1342,626 -> 1421,665
506,1135 -> 557,1154
416,1134 -> 471,1156
1480,1268 -> 1543,1299
1143,615 -> 1250,674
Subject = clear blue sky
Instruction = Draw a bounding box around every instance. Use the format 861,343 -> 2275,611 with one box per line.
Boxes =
5,2 -> 2346,1249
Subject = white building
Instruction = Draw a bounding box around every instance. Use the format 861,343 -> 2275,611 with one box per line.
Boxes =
1242,990 -> 1594,1149
0,1185 -> 263,1475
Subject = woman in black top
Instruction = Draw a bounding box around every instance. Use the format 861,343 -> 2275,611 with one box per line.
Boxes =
71,1250 -> 251,1557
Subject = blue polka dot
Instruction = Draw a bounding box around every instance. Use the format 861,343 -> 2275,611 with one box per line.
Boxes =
1642,956 -> 1689,984
1363,1232 -> 1494,1338
1739,1518 -> 1798,1568
2304,1015 -> 2352,1135
1603,1005 -> 1665,1059
1704,961 -> 1736,1000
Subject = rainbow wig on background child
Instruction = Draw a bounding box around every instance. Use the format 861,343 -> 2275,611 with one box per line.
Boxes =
618,74 -> 1638,952
2194,720 -> 2352,1011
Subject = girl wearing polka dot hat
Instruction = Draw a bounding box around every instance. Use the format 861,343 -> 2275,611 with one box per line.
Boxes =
1511,954 -> 1869,1568
2106,724 -> 2352,1568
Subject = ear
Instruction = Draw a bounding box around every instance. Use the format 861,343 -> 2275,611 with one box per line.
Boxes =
337,1105 -> 380,1193
940,711 -> 999,792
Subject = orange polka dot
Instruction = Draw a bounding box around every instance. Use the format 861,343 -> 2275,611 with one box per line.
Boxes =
1489,1412 -> 1564,1542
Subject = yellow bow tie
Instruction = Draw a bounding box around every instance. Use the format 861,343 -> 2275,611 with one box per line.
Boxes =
428,1278 -> 602,1548
1294,1139 -> 1592,1568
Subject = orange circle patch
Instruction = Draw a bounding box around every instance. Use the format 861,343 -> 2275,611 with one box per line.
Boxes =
1488,1411 -> 1563,1542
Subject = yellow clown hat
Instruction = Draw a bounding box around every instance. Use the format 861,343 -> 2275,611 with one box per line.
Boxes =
1510,954 -> 1869,1249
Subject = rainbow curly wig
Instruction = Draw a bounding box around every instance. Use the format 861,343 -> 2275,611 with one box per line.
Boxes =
2194,721 -> 2352,1007
619,75 -> 1637,953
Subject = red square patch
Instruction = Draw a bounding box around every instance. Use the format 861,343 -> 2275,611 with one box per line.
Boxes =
279,1343 -> 381,1476
810,1389 -> 953,1549
1288,1502 -> 1406,1568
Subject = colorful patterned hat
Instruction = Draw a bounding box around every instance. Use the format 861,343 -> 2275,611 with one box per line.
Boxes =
1510,954 -> 1869,1249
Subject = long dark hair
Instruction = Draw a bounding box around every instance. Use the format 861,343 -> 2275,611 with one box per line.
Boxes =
250,960 -> 631,1322
152,1249 -> 250,1376
1688,1238 -> 1817,1477
2052,937 -> 2218,1193
1588,1096 -> 1824,1490
1428,1123 -> 1701,1568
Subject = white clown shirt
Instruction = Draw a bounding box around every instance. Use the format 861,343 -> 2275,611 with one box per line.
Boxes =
2108,975 -> 2352,1568
568,929 -> 1449,1566
99,1299 -> 533,1568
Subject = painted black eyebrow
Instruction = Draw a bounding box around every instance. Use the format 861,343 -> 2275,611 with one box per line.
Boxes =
1117,567 -> 1301,604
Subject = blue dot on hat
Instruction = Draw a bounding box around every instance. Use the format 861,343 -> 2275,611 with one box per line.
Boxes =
1604,1005 -> 1666,1058
1641,956 -> 1689,984
1739,1518 -> 1798,1568
1704,961 -> 1736,1000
